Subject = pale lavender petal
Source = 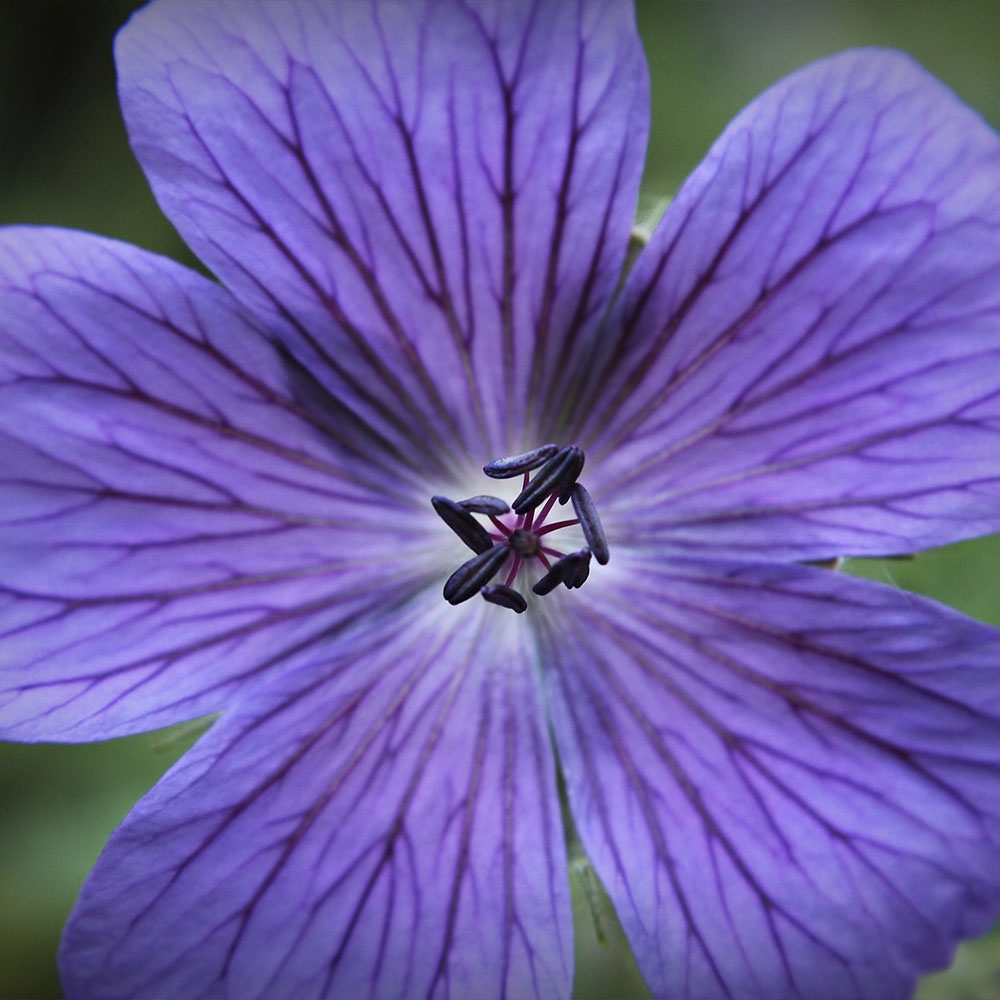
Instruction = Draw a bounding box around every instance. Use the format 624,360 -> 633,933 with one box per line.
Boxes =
115,0 -> 648,459
0,227 -> 437,742
583,49 -> 1000,561
60,597 -> 571,1000
545,557 -> 1000,1000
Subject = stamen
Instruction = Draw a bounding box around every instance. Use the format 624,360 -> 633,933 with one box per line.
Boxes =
570,483 -> 609,565
512,446 -> 585,514
435,442 -> 608,611
531,567 -> 562,596
483,443 -> 559,479
561,548 -> 592,589
432,495 -> 494,554
535,493 -> 559,525
532,548 -> 591,595
489,514 -> 513,538
557,450 -> 585,505
443,544 -> 510,604
481,585 -> 527,613
535,519 -> 579,536
458,495 -> 510,515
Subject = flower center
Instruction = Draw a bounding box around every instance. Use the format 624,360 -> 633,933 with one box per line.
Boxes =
509,529 -> 541,558
431,444 -> 609,614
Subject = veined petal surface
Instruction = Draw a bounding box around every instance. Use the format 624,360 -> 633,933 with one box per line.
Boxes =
60,597 -> 571,1000
545,558 -> 1000,1000
116,0 -> 649,462
586,49 -> 1000,561
0,228 -> 437,742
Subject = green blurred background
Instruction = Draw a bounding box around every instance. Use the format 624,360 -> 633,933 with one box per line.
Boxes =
1,1 -> 1000,997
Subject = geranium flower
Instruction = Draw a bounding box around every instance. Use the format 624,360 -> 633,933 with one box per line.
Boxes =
4,1 -> 1000,997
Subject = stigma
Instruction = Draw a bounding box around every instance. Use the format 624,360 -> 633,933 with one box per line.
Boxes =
432,444 -> 609,613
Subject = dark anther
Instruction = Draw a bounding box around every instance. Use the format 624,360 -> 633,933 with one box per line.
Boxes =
483,443 -> 559,479
432,495 -> 494,554
561,548 -> 592,588
457,494 -> 510,516
556,446 -> 585,504
532,548 -> 591,595
444,544 -> 510,604
531,567 -> 562,596
512,445 -> 585,514
570,484 -> 609,565
481,585 -> 527,613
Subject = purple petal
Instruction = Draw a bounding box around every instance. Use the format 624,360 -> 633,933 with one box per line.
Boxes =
545,557 -> 1000,999
583,49 -> 1000,561
0,228 -> 435,742
59,598 -> 571,1000
115,0 -> 648,459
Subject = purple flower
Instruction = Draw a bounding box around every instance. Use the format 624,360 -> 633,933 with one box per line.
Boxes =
4,1 -> 1000,997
